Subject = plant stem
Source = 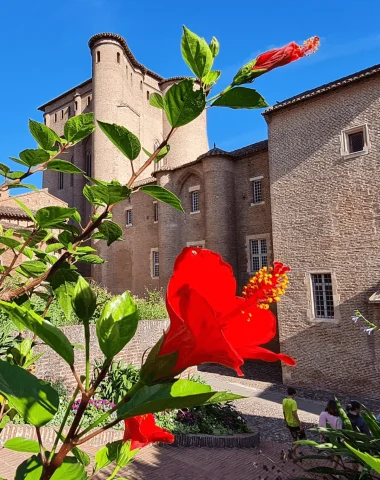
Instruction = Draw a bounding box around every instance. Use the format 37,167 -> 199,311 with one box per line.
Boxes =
47,385 -> 80,464
70,365 -> 86,395
84,321 -> 90,391
36,427 -> 47,464
206,84 -> 232,103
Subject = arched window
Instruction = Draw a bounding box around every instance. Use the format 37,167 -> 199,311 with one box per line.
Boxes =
87,96 -> 91,106
96,51 -> 100,63
86,151 -> 92,177
117,52 -> 120,64
75,101 -> 78,111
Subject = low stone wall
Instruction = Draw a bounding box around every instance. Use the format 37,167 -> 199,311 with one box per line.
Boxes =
33,320 -> 169,389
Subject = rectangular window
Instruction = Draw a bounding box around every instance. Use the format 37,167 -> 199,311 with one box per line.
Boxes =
191,190 -> 200,213
58,172 -> 64,190
68,106 -> 71,118
126,209 -> 132,226
311,273 -> 334,319
250,239 -> 267,273
153,202 -> 158,222
54,113 -> 57,123
152,250 -> 159,278
348,131 -> 364,153
61,110 -> 64,119
252,179 -> 263,203
341,125 -> 369,156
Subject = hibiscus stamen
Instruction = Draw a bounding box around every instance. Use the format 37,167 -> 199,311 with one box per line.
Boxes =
242,262 -> 290,309
301,36 -> 320,56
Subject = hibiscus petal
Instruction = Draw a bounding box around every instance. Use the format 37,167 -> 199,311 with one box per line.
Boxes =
237,345 -> 296,366
162,286 -> 243,375
168,247 -> 237,316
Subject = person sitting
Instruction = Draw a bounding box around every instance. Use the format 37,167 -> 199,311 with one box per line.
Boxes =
346,401 -> 371,435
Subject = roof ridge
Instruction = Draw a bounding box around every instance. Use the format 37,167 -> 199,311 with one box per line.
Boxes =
264,63 -> 380,114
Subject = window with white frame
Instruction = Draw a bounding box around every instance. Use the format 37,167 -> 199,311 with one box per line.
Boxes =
251,176 -> 263,204
311,273 -> 334,319
187,240 -> 205,249
152,249 -> 159,278
250,238 -> 267,273
153,202 -> 158,222
126,209 -> 132,226
341,125 -> 369,156
58,171 -> 64,190
191,190 -> 200,213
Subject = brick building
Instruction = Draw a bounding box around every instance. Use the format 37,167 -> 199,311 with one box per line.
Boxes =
39,33 -> 380,396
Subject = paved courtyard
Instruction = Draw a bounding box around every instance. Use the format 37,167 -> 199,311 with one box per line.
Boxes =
1,370 -> 376,479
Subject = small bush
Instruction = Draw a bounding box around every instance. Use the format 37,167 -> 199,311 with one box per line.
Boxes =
134,289 -> 167,320
95,359 -> 140,404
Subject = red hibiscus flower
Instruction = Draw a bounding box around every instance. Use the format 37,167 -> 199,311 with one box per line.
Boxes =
123,414 -> 174,450
151,248 -> 295,379
253,37 -> 320,73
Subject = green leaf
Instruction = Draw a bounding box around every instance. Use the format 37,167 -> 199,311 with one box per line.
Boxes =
72,446 -> 91,468
50,263 -> 80,320
181,26 -> 213,78
29,119 -> 61,150
35,206 -> 77,228
0,414 -> 10,428
47,159 -> 84,174
8,183 -> 39,192
212,87 -> 268,109
15,261 -> 48,278
97,121 -> 141,160
4,438 -> 40,453
76,254 -> 105,264
96,291 -> 138,359
0,162 -> 10,175
345,442 -> 380,473
64,112 -> 95,145
139,185 -> 184,212
209,36 -> 220,58
45,243 -> 64,254
7,171 -> 25,180
335,397 -> 353,430
15,454 -> 43,480
95,440 -> 123,472
72,276 -> 97,323
149,93 -> 165,110
84,184 -> 131,206
9,156 -> 29,167
0,302 -> 74,364
19,149 -> 50,167
142,145 -> 170,163
0,236 -> 21,249
164,79 -> 206,128
98,221 -> 123,246
14,199 -> 36,223
0,361 -> 59,427
117,379 -> 244,419
202,70 -> 221,86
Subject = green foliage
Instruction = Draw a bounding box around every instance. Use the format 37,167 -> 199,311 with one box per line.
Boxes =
4,437 -> 40,453
84,182 -> 131,206
181,25 -> 213,79
50,263 -> 80,321
142,145 -> 170,163
28,119 -> 61,150
0,361 -> 59,427
97,220 -> 123,246
19,149 -> 50,167
95,360 -> 140,404
96,291 -> 138,358
164,79 -> 206,128
149,93 -> 164,110
139,185 -> 184,212
134,289 -> 167,321
97,121 -> 141,160
209,36 -> 220,58
47,159 -> 84,174
64,112 -> 95,145
212,87 -> 268,109
72,276 -> 97,323
35,206 -> 78,228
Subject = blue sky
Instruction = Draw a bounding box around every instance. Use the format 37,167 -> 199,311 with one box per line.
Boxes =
2,0 -> 380,189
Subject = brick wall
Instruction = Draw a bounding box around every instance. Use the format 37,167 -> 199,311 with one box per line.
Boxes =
267,75 -> 380,397
34,320 -> 169,390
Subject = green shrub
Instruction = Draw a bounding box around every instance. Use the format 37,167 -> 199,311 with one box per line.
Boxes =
134,289 -> 167,320
95,359 -> 140,404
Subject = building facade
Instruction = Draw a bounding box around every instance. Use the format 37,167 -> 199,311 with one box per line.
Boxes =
39,33 -> 380,396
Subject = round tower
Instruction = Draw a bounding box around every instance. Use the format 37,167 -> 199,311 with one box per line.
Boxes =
159,78 -> 209,169
89,33 -> 131,184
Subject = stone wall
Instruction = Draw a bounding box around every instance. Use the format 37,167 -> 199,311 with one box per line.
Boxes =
267,75 -> 380,397
34,320 -> 169,390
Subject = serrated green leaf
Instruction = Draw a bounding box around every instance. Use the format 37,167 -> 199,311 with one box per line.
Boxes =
77,254 -> 106,264
29,119 -> 61,150
64,113 -> 95,145
0,236 -> 21,249
212,87 -> 268,109
164,79 -> 206,128
96,291 -> 138,359
47,159 -> 84,174
35,206 -> 77,228
140,185 -> 184,212
149,93 -> 164,110
98,221 -> 123,246
4,438 -> 40,453
0,361 -> 59,427
50,263 -> 80,321
0,302 -> 74,364
202,70 -> 221,86
98,121 -> 141,160
181,26 -> 213,79
14,199 -> 36,223
15,260 -> 48,278
83,184 -> 131,206
117,379 -> 244,419
142,145 -> 170,163
45,243 -> 64,254
19,149 -> 50,167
